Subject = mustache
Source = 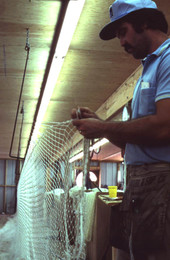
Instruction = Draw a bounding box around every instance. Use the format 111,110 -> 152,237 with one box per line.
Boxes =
124,44 -> 133,52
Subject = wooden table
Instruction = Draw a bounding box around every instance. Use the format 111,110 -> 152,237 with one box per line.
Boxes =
86,192 -> 123,260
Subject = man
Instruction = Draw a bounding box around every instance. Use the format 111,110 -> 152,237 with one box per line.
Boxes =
71,0 -> 170,259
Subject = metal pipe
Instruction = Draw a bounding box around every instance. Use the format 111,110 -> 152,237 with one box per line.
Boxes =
9,29 -> 30,159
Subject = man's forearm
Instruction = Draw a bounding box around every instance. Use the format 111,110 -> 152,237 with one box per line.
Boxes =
104,115 -> 170,146
72,111 -> 170,147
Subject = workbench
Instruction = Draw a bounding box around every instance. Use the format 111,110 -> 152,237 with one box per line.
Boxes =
86,192 -> 123,260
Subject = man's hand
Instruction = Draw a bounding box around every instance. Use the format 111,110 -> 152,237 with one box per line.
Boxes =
71,107 -> 100,120
71,107 -> 126,148
72,118 -> 105,139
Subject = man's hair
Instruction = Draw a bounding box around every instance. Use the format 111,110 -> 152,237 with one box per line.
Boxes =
120,9 -> 168,34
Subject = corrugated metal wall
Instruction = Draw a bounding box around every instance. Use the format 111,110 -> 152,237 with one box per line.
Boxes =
0,160 -> 17,214
100,162 -> 124,188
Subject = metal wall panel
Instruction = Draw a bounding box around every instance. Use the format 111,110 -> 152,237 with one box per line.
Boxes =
0,160 -> 17,214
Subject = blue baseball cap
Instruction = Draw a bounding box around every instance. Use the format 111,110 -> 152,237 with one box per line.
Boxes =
99,0 -> 158,40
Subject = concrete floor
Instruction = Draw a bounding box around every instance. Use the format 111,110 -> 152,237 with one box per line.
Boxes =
0,214 -> 9,228
0,214 -> 15,260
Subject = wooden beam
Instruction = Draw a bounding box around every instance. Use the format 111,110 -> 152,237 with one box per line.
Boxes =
96,65 -> 142,120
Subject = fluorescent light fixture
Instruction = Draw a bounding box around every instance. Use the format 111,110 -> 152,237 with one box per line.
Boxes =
55,0 -> 86,57
90,138 -> 109,151
32,57 -> 65,142
31,0 -> 85,143
69,138 -> 109,163
69,151 -> 83,163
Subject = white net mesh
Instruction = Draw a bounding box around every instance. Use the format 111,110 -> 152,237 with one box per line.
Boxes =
15,120 -> 90,260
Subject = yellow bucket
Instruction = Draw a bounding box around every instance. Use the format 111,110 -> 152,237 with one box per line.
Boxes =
108,186 -> 117,198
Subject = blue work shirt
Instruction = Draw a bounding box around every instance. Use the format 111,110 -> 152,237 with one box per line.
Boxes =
125,39 -> 170,165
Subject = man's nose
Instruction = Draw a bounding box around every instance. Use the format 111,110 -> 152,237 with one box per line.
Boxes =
120,37 -> 126,47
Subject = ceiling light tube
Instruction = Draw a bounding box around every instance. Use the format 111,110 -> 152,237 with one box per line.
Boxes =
31,0 -> 86,144
69,138 -> 109,163
89,138 -> 109,151
69,151 -> 84,163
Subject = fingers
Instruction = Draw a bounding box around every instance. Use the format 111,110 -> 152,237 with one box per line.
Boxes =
72,118 -> 103,139
72,119 -> 84,136
71,107 -> 102,139
71,107 -> 100,119
72,119 -> 81,127
79,107 -> 95,118
71,107 -> 90,119
71,108 -> 78,119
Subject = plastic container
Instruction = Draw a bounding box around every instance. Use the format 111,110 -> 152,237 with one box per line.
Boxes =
108,186 -> 117,198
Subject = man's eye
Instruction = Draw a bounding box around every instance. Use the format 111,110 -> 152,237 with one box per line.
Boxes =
118,29 -> 126,38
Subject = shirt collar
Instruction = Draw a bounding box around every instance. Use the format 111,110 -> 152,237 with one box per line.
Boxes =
142,38 -> 170,64
153,38 -> 170,56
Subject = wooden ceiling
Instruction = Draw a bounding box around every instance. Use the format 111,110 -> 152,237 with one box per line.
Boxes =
0,0 -> 169,160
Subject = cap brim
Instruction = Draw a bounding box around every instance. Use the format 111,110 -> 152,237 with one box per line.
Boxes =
99,8 -> 160,40
99,21 -> 117,40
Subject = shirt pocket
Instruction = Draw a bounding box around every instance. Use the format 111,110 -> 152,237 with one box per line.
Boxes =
138,86 -> 156,116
